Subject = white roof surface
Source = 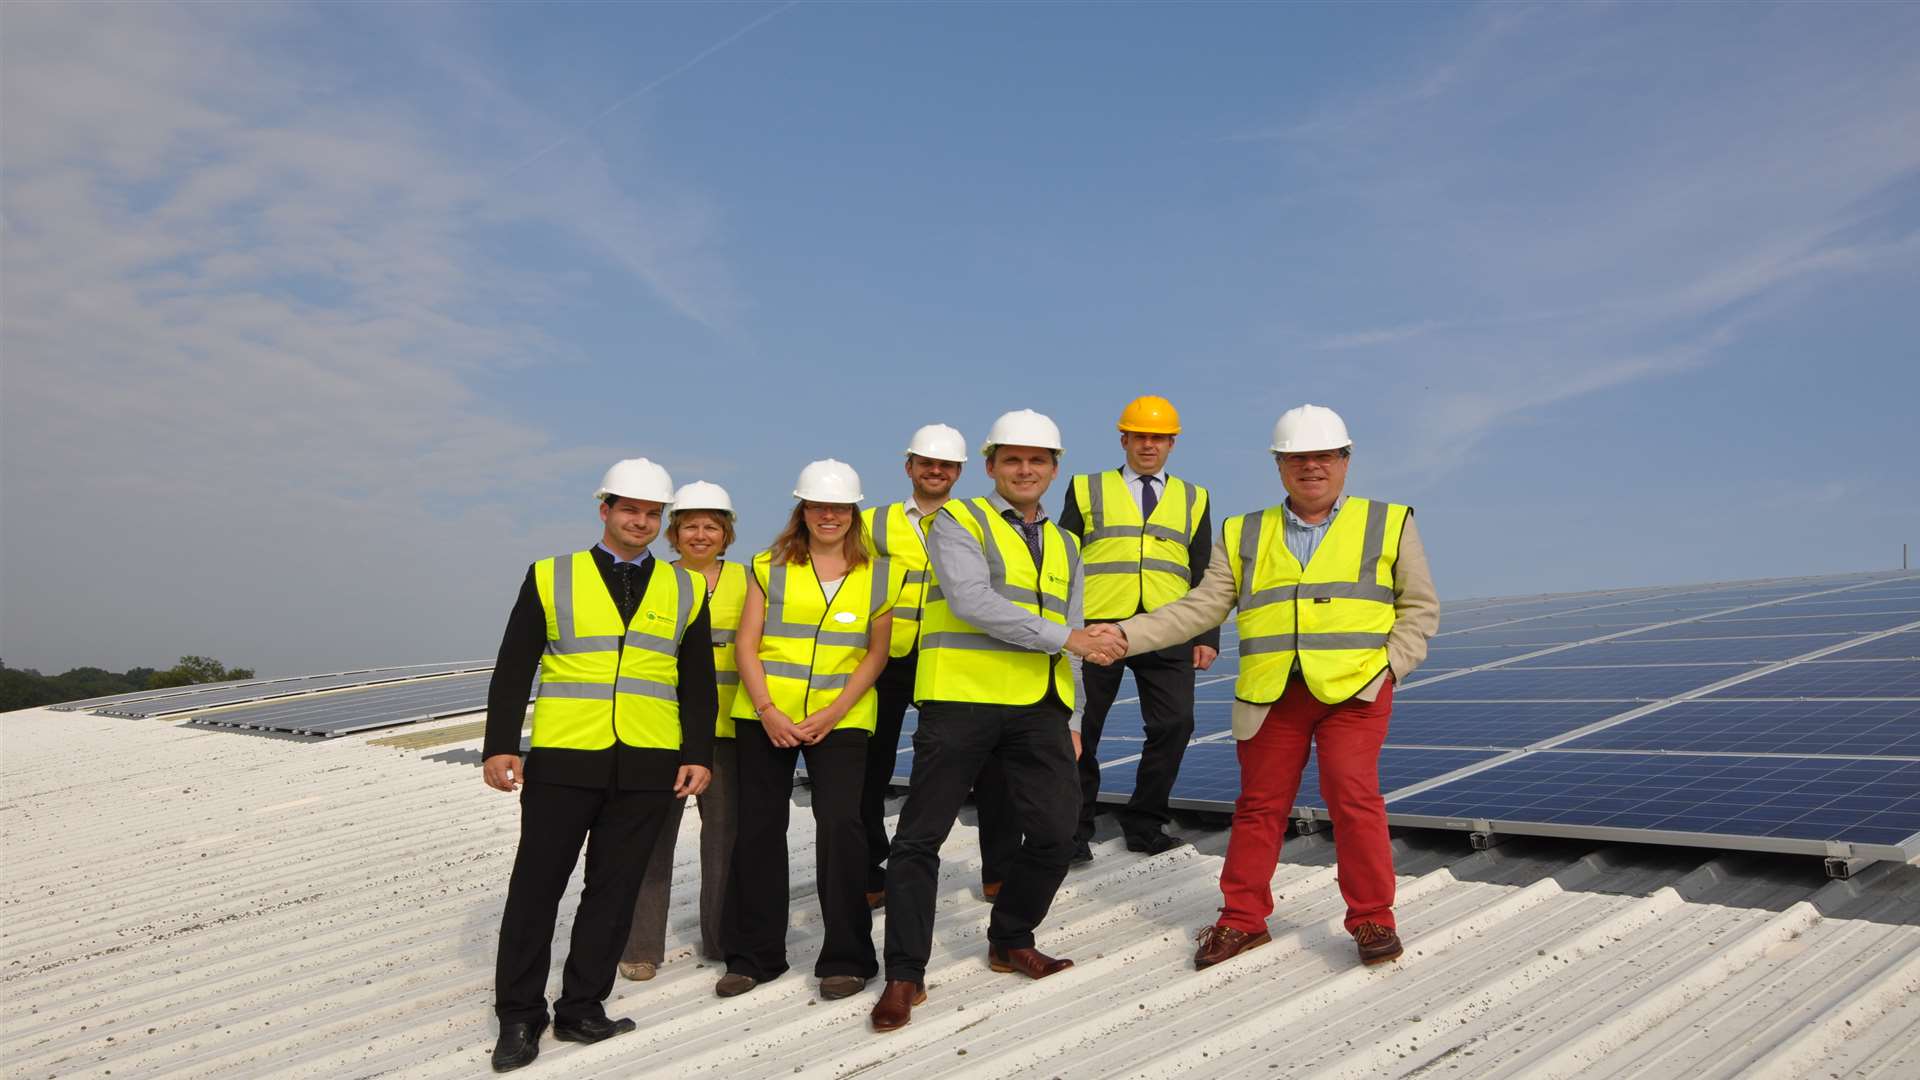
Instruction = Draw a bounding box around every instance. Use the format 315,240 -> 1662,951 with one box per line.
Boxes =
3,706 -> 1917,1079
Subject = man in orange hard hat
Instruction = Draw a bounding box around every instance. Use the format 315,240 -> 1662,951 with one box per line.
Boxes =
1059,395 -> 1217,860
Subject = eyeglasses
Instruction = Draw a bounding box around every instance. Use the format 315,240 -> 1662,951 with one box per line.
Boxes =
802,502 -> 852,516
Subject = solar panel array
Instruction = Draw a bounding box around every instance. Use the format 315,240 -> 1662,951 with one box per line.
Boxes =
1086,570 -> 1920,865
186,671 -> 505,737
99,661 -> 491,718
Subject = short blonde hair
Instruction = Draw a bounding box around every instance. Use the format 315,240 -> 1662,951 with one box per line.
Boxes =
667,509 -> 736,556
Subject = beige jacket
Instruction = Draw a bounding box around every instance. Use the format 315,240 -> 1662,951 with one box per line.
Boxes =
1116,510 -> 1440,740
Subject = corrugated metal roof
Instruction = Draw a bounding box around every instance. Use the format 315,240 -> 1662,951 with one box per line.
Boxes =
3,707 -> 1916,1079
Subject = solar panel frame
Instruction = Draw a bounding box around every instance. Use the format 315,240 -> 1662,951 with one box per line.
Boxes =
1815,631 -> 1920,661
1555,699 -> 1920,757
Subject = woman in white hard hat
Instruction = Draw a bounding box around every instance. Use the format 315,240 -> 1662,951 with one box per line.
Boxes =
621,482 -> 747,982
716,459 -> 906,1002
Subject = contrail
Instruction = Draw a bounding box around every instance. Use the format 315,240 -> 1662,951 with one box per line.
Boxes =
506,0 -> 802,178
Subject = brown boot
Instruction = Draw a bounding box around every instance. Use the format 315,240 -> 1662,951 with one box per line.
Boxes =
1354,922 -> 1403,965
870,979 -> 926,1032
982,880 -> 1002,900
987,945 -> 1073,979
1193,924 -> 1271,970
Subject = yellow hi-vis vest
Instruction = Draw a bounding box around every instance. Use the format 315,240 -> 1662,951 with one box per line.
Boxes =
1225,498 -> 1409,705
703,560 -> 749,739
1071,470 -> 1208,619
532,550 -> 705,750
914,497 -> 1080,709
863,501 -> 933,659
729,550 -> 903,734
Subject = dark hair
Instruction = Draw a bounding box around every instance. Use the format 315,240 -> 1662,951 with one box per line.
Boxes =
768,501 -> 871,570
985,445 -> 1060,465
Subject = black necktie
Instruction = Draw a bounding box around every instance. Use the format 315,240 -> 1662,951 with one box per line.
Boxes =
1139,475 -> 1159,519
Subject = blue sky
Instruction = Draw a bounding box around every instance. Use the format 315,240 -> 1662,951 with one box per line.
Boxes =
3,1 -> 1917,676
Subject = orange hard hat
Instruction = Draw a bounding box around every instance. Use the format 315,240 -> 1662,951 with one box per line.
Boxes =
1117,395 -> 1181,435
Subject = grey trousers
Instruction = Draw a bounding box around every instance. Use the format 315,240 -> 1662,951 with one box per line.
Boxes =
622,739 -> 739,965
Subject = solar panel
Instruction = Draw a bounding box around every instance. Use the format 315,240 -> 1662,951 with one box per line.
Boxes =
1556,699 -> 1920,757
45,677 -> 266,712
101,661 -> 491,717
1507,635 -> 1852,666
1820,631 -> 1920,661
1701,659 -> 1920,699
1398,663 -> 1763,701
1427,627 -> 1591,647
1097,741 -> 1505,815
1387,751 -> 1920,856
1385,700 -> 1631,748
1623,613 -> 1916,640
187,672 -> 497,736
1421,644 -> 1561,670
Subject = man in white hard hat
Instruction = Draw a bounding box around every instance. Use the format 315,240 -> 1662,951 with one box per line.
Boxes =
1089,405 -> 1438,971
871,409 -> 1121,1032
1059,394 -> 1217,860
482,458 -> 716,1072
860,424 -> 1020,908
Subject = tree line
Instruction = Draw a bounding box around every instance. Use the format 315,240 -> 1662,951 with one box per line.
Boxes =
0,656 -> 256,712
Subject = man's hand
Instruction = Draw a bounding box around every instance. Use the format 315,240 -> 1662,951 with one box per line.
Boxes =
674,764 -> 712,798
1067,626 -> 1125,665
1193,644 -> 1218,671
795,710 -> 840,745
1071,729 -> 1083,760
760,706 -> 802,747
483,754 -> 524,792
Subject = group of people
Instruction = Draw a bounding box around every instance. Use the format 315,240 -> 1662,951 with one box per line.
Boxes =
479,399 -> 1439,1072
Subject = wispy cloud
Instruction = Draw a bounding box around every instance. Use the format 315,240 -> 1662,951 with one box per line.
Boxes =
0,2 -> 743,672
1242,1 -> 1920,481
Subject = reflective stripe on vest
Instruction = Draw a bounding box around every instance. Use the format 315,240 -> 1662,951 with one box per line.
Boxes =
914,497 -> 1079,708
864,501 -> 933,659
1225,498 -> 1407,705
706,560 -> 749,739
532,550 -> 703,750
1072,470 -> 1207,619
729,551 -> 901,734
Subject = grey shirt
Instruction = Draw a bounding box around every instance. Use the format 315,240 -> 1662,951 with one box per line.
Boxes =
923,490 -> 1087,732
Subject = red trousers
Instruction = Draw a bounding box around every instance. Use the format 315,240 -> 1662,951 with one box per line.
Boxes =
1219,677 -> 1395,935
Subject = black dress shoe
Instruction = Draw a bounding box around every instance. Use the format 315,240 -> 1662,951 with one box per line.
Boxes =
1070,840 -> 1093,865
1125,832 -> 1189,855
491,1021 -> 543,1073
552,1015 -> 636,1044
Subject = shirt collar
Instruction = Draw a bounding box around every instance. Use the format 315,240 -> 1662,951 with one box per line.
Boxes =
986,489 -> 1049,526
1282,495 -> 1344,529
1120,464 -> 1166,486
595,541 -> 650,566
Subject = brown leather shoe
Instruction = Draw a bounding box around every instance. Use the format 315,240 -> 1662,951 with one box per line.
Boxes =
869,979 -> 926,1032
820,975 -> 869,1000
982,880 -> 1002,900
1193,924 -> 1271,970
987,945 -> 1073,979
866,890 -> 886,910
1354,922 -> 1403,965
714,973 -> 758,997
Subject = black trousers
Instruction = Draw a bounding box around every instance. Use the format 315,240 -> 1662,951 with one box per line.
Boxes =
865,654 -> 1019,890
883,700 -> 1079,984
494,781 -> 675,1026
723,722 -> 876,981
1076,641 -> 1196,844
863,654 -> 916,893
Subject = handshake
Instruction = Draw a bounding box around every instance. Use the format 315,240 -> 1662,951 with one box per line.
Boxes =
1065,623 -> 1129,666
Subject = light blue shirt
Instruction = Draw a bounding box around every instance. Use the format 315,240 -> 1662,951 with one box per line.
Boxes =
1282,496 -> 1344,567
594,541 -> 648,566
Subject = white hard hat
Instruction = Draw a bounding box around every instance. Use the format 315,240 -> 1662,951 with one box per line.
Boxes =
793,459 -> 864,503
905,423 -> 968,463
980,409 -> 1065,457
670,480 -> 734,517
1269,404 -> 1353,454
594,457 -> 675,503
